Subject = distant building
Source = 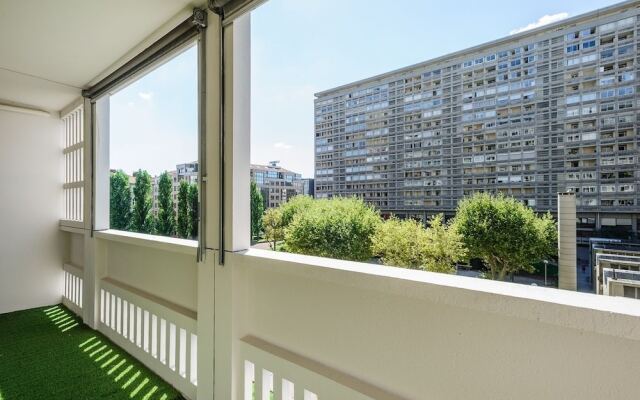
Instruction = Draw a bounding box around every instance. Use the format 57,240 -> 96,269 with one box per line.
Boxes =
302,178 -> 315,197
314,3 -> 640,239
250,161 -> 303,208
151,162 -> 199,217
591,239 -> 640,297
176,161 -> 198,184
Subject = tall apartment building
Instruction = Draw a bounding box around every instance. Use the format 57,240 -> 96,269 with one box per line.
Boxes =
314,1 -> 640,239
251,161 -> 303,208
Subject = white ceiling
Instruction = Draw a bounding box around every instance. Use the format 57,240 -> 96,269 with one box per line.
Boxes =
0,0 -> 204,112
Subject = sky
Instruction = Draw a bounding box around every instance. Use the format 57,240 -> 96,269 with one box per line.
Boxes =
110,45 -> 197,177
111,0 -> 621,178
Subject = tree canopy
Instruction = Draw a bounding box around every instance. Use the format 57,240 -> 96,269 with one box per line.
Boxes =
131,169 -> 155,234
371,214 -> 466,273
156,172 -> 176,236
284,197 -> 380,261
452,193 -> 557,280
371,217 -> 429,269
177,180 -> 191,238
250,181 -> 264,241
188,183 -> 199,239
110,170 -> 131,230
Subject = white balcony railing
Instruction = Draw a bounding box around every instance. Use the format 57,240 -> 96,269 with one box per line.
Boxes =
98,277 -> 198,399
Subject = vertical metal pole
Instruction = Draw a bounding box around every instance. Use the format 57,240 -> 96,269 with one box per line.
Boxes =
198,23 -> 208,263
217,9 -> 226,265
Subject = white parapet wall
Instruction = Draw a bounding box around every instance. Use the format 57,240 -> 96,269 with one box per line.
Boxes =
558,192 -> 577,291
223,249 -> 640,400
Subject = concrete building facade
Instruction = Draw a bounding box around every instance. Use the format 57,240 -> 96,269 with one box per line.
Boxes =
314,1 -> 640,240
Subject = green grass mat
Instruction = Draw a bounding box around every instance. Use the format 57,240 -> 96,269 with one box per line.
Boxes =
0,304 -> 183,400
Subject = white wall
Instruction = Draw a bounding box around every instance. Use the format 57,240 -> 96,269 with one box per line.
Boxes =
227,250 -> 640,400
0,109 -> 63,313
102,239 -> 198,312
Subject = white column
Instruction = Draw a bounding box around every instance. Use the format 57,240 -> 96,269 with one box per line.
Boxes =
558,192 -> 577,291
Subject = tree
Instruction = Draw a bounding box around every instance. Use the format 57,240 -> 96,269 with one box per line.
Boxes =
177,180 -> 191,238
188,183 -> 199,239
262,207 -> 285,251
131,169 -> 155,234
371,217 -> 429,269
284,197 -> 381,261
452,193 -> 557,280
422,214 -> 467,274
250,181 -> 264,241
371,214 -> 466,273
279,195 -> 314,227
110,170 -> 131,230
156,171 -> 176,236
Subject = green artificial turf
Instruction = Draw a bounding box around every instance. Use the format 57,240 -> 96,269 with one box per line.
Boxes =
0,304 -> 184,400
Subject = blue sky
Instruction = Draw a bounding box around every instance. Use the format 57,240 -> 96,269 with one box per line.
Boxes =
110,45 -> 197,176
111,0 -> 621,177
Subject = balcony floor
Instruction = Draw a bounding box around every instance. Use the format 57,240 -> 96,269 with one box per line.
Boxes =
0,305 -> 183,400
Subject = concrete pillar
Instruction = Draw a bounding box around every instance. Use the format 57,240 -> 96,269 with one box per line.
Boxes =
558,192 -> 577,290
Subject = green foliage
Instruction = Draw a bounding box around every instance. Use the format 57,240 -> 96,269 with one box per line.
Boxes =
250,181 -> 264,241
371,217 -> 429,269
131,169 -> 155,234
422,214 -> 468,273
278,195 -> 314,226
261,195 -> 312,251
188,183 -> 199,239
452,193 -> 557,280
262,207 -> 285,251
109,170 -> 131,230
156,172 -> 176,236
284,197 -> 381,261
177,180 -> 191,238
371,214 -> 466,273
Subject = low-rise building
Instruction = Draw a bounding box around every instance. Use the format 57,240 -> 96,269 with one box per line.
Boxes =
250,161 -> 303,208
592,240 -> 640,297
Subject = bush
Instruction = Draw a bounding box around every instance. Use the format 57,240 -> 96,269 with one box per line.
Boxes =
284,197 -> 381,261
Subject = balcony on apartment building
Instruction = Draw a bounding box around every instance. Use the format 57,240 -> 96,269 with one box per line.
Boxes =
1,1 -> 640,399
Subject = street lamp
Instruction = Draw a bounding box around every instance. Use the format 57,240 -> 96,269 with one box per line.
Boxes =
543,260 -> 549,287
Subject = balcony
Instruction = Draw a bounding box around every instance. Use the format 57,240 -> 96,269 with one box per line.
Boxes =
2,1 -> 640,400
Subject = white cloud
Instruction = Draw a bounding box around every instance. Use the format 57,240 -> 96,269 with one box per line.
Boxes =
509,12 -> 569,35
273,141 -> 293,150
138,91 -> 154,101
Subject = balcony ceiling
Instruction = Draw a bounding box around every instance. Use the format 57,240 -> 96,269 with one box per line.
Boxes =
0,0 -> 205,112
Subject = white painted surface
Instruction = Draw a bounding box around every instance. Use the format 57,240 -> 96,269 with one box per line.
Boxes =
100,238 -> 198,313
0,109 -> 63,313
0,0 -> 205,111
226,249 -> 640,400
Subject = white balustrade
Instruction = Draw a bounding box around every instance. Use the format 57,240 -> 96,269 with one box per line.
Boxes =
99,278 -> 198,399
241,336 -> 380,400
62,263 -> 83,315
